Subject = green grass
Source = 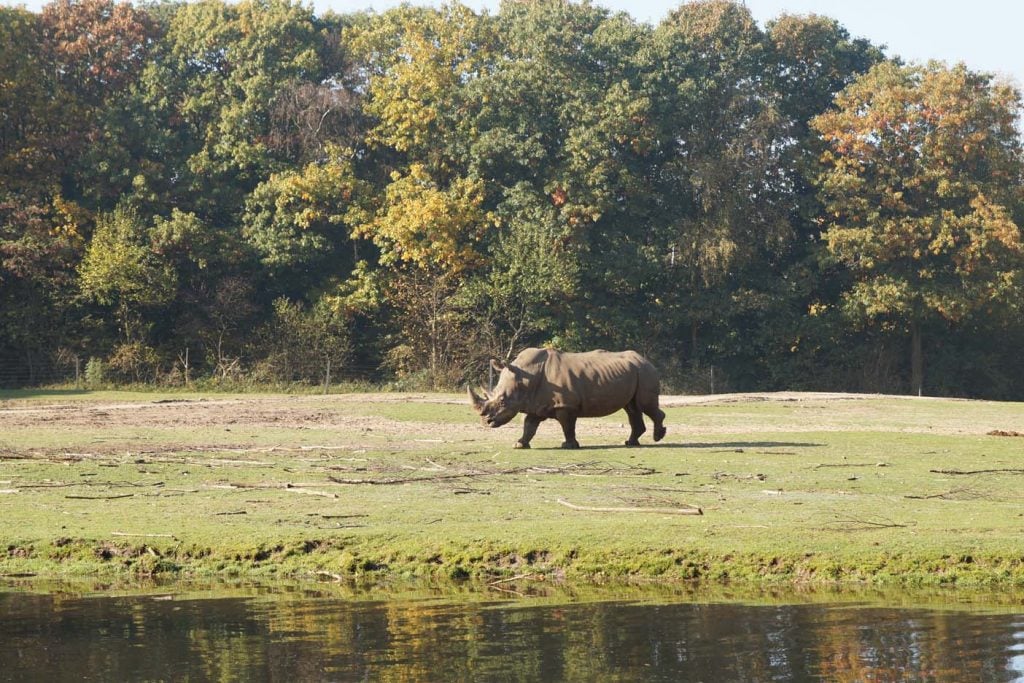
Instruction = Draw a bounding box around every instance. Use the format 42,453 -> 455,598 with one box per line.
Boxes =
1,391 -> 1023,588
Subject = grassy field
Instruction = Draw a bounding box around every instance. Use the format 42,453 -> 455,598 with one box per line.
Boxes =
1,390 -> 1023,588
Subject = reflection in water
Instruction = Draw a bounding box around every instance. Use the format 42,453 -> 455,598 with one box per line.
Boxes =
1,588 -> 1023,682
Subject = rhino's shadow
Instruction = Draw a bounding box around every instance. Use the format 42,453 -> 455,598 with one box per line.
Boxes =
533,441 -> 823,451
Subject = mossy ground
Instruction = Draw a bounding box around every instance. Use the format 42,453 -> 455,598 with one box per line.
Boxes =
1,390 -> 1023,588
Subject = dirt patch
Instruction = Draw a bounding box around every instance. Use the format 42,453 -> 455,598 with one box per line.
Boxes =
987,430 -> 1024,437
0,391 -> 1017,449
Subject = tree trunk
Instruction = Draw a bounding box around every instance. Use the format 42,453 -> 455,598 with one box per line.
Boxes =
910,320 -> 923,396
690,320 -> 699,369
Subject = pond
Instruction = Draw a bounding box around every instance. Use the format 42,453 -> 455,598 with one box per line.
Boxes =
2,583 -> 1023,681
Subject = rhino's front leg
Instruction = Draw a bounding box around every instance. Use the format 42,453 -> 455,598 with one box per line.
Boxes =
555,409 -> 580,449
516,414 -> 544,449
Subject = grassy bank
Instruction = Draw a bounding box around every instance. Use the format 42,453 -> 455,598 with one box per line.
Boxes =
1,390 -> 1023,587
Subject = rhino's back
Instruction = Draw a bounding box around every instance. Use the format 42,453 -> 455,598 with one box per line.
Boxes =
538,349 -> 656,417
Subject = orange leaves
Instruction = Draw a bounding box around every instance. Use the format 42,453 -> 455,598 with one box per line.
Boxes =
815,61 -> 1024,323
550,186 -> 568,207
41,0 -> 155,94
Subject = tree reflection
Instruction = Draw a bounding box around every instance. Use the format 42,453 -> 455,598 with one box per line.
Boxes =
1,590 -> 1022,681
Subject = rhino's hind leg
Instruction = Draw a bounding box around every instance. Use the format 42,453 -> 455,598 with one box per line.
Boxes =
623,399 -> 646,447
650,408 -> 666,442
640,399 -> 666,442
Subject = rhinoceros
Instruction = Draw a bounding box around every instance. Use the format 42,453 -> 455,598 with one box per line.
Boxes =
468,347 -> 666,449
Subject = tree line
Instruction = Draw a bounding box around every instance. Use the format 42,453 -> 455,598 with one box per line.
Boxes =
2,0 -> 1022,397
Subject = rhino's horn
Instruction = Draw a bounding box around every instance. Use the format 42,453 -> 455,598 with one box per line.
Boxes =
467,386 -> 486,413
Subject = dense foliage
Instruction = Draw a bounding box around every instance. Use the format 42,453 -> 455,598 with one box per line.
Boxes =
1,0 -> 1022,397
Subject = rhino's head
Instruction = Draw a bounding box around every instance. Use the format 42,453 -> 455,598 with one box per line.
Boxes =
468,358 -> 533,428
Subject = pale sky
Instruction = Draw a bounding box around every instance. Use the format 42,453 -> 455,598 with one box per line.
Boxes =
327,0 -> 1024,87
3,0 -> 1021,87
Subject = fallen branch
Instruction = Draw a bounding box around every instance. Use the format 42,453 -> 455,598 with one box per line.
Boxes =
488,572 -> 542,585
556,498 -> 702,515
328,470 -> 493,485
286,487 -> 337,499
207,481 -> 339,497
930,468 -> 1024,476
905,486 -> 981,500
66,493 -> 134,500
326,462 -> 655,486
823,517 -> 912,531
110,532 -> 175,538
814,462 -> 887,469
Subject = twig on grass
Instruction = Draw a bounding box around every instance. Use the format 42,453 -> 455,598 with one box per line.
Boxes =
555,498 -> 702,515
823,517 -> 912,532
210,482 -> 337,498
930,468 -> 1024,476
326,461 -> 656,486
66,493 -> 134,500
111,532 -> 175,538
20,480 -> 164,490
328,471 -> 490,485
813,462 -> 887,469
905,486 -> 983,500
285,487 -> 337,499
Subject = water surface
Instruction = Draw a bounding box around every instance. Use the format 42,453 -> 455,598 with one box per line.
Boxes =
2,585 -> 1023,681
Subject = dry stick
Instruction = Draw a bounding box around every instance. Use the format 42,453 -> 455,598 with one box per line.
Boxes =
813,462 -> 886,469
110,532 -> 174,538
930,468 -> 1024,475
19,481 -> 162,490
488,573 -> 540,586
326,461 -> 656,486
905,486 -> 979,500
328,470 -> 496,485
286,488 -> 337,499
825,517 -> 909,530
556,498 -> 702,516
66,493 -> 134,500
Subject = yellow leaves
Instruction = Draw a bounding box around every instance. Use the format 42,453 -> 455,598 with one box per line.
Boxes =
807,302 -> 829,317
352,4 -> 491,155
354,164 -> 493,274
50,196 -> 87,241
817,60 -> 1024,324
